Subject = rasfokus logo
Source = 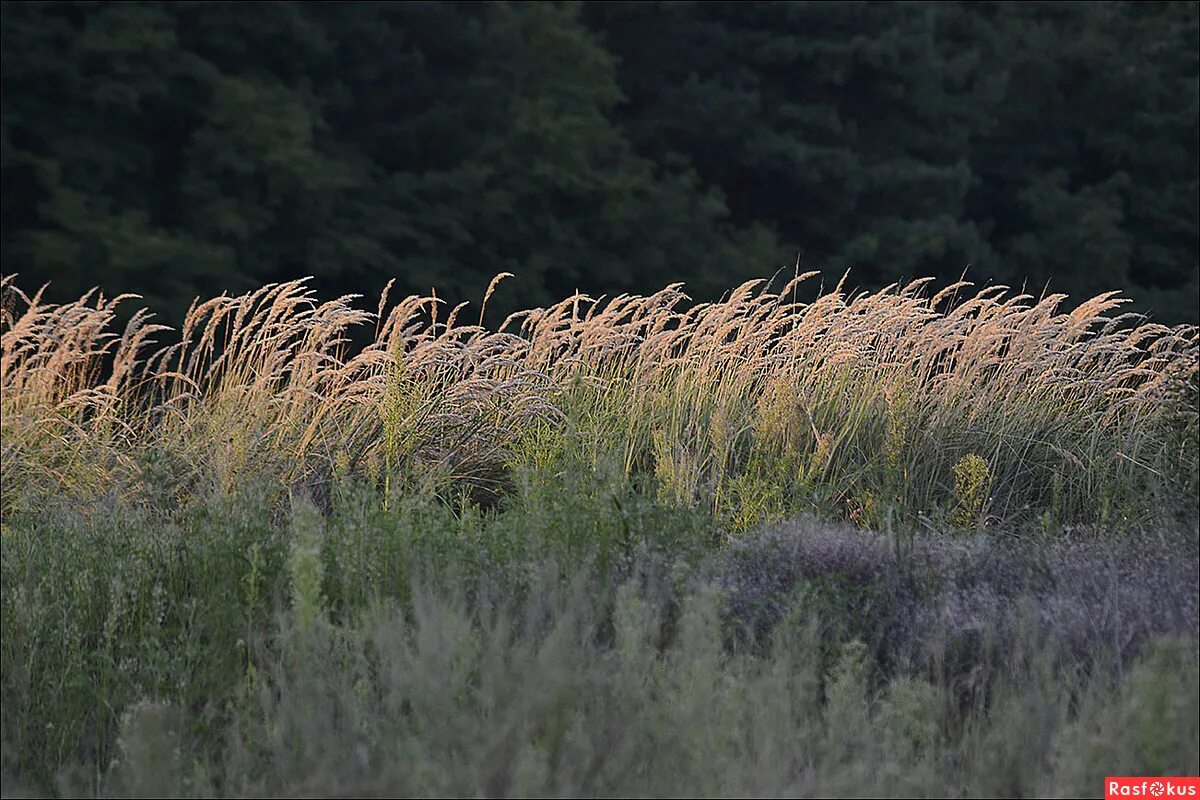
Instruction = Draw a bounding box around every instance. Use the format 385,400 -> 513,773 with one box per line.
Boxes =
1106,777 -> 1200,799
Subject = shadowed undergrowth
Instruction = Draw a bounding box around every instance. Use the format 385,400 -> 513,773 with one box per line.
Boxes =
2,478 -> 1196,797
72,580 -> 1200,799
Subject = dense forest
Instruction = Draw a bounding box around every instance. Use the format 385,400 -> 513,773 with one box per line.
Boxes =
2,1 -> 1197,322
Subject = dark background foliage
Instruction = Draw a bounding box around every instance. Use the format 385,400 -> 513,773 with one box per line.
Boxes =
2,0 -> 1196,323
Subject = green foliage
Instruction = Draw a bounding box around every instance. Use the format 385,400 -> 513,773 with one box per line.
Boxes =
590,1 -> 996,288
4,500 -> 1196,797
593,1 -> 1198,321
1052,638 -> 1200,781
0,0 -> 782,322
3,2 -> 1195,322
317,464 -> 716,622
3,463 -> 1196,795
287,495 -> 326,632
961,2 -> 1200,323
951,453 -> 992,528
0,492 -> 287,790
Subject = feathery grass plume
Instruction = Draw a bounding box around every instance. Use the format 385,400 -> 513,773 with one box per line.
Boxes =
1,273 -> 1195,528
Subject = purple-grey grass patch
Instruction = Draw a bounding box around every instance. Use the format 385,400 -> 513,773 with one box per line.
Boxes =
715,516 -> 1199,670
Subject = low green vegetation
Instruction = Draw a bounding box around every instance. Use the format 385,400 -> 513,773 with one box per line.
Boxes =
2,472 -> 1197,797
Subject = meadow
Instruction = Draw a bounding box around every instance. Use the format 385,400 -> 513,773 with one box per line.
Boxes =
1,272 -> 1197,797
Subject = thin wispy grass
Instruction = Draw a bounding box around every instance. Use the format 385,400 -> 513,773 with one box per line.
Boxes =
1,271 -> 1195,528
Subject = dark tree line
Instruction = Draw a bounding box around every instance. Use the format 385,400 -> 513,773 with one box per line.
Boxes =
2,1 -> 1196,323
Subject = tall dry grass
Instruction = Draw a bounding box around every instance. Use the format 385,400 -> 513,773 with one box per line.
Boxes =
1,271 -> 1196,528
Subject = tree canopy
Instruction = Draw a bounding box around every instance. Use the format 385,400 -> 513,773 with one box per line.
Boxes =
2,1 -> 1196,323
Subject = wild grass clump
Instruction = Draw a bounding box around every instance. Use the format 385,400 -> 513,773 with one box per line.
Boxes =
3,271 -> 1196,529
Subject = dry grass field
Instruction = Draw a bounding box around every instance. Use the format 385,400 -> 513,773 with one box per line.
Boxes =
3,271 -> 1195,526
